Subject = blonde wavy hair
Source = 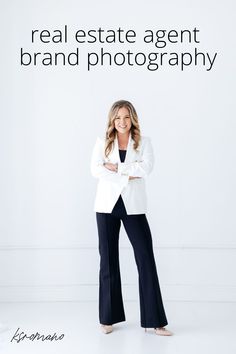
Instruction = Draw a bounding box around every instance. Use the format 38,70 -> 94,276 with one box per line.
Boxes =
104,100 -> 141,157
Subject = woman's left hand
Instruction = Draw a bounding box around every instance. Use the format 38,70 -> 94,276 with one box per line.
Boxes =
104,162 -> 118,172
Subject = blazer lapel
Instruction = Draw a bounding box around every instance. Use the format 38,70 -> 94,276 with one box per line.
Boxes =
124,132 -> 133,163
112,135 -> 120,162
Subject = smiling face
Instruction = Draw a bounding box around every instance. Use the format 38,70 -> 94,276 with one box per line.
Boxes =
114,106 -> 132,135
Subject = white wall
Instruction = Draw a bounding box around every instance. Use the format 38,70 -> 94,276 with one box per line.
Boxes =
0,0 -> 235,302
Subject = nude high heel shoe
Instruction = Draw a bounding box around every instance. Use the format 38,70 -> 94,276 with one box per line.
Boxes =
101,324 -> 113,334
144,327 -> 173,336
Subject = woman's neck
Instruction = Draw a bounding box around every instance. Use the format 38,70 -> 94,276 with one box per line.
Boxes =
117,132 -> 129,149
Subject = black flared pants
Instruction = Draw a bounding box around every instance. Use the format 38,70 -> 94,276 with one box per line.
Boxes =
96,195 -> 168,328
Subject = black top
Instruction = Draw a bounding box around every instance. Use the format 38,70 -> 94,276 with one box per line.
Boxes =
119,149 -> 126,163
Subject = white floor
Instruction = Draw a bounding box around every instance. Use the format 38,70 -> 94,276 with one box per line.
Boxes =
0,301 -> 236,354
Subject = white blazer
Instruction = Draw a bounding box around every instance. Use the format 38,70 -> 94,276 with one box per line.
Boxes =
90,133 -> 154,214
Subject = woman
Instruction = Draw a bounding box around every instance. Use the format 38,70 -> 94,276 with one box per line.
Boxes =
90,100 -> 173,336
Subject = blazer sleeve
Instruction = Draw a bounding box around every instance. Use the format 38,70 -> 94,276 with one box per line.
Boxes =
117,137 -> 154,178
90,137 -> 129,186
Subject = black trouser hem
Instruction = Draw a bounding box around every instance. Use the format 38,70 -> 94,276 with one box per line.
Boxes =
141,320 -> 168,328
100,317 -> 126,326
